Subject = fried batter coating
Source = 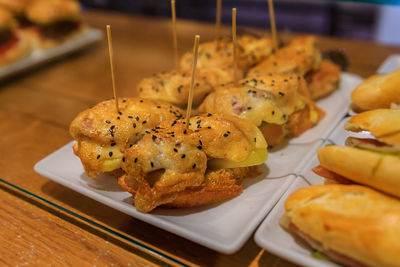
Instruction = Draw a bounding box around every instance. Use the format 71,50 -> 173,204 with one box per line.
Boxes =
248,36 -> 341,100
70,98 -> 184,179
199,74 -> 325,147
120,114 -> 266,213
180,35 -> 274,72
137,67 -> 240,108
306,60 -> 341,100
247,36 -> 322,77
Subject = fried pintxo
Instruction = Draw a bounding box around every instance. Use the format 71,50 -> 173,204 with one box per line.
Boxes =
119,114 -> 268,213
199,74 -> 325,147
70,98 -> 184,179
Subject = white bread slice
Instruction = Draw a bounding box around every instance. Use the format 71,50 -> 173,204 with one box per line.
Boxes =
351,70 -> 400,111
317,145 -> 400,198
285,184 -> 400,267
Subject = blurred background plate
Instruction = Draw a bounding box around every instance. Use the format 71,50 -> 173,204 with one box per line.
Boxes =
0,28 -> 102,81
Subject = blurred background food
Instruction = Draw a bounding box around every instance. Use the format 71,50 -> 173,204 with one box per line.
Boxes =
81,0 -> 400,45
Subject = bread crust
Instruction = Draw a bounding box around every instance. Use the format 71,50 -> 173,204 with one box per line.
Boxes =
345,109 -> 400,145
351,70 -> 400,111
317,145 -> 400,198
285,184 -> 400,267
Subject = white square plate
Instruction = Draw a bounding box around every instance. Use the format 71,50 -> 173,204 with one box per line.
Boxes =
0,28 -> 102,80
34,73 -> 362,254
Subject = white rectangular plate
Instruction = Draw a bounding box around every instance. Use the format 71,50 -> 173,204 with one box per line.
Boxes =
255,54 -> 398,265
0,28 -> 102,80
377,54 -> 400,74
254,118 -> 375,266
34,73 -> 362,254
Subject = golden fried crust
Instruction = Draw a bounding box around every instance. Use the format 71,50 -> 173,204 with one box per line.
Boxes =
0,0 -> 30,14
26,0 -> 81,25
137,69 -> 213,108
199,74 -> 309,127
120,115 -> 264,212
70,98 -> 184,178
0,7 -> 13,29
247,36 -> 322,78
180,35 -> 274,72
307,60 -> 341,100
259,101 -> 325,147
345,109 -> 400,145
165,166 -> 258,208
317,145 -> 400,198
351,70 -> 400,111
285,184 -> 400,267
0,30 -> 31,66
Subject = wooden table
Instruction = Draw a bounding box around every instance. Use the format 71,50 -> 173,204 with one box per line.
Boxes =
1,10 -> 399,266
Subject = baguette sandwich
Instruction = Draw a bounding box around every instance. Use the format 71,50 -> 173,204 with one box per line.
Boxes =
283,184 -> 400,267
313,109 -> 400,198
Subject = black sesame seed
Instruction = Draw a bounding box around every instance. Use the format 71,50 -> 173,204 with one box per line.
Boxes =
122,157 -> 125,162
197,120 -> 201,124
122,99 -> 127,103
199,140 -> 202,145
111,142 -> 116,146
279,92 -> 285,96
128,116 -> 133,119
247,106 -> 252,110
197,145 -> 202,150
142,120 -> 147,125
171,134 -> 175,137
109,152 -> 113,157
284,79 -> 288,82
181,154 -> 186,159
192,163 -> 196,169
134,157 -> 138,163
96,155 -> 100,159
171,120 -> 177,127
118,111 -> 122,115
254,137 -> 257,142
145,131 -> 150,134
105,120 -> 111,124
207,113 -> 212,117
223,133 -> 229,137
157,105 -> 161,109
150,162 -> 154,168
152,135 -> 157,141
173,148 -> 178,152
272,110 -> 275,115
227,131 -> 231,134
140,100 -> 143,103
136,116 -> 139,121
207,126 -> 212,129
117,116 -> 120,120
129,144 -> 133,147
183,129 -> 187,134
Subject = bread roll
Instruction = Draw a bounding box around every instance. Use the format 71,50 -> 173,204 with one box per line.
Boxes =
285,184 -> 400,267
317,145 -> 400,198
345,109 -> 400,145
351,70 -> 400,111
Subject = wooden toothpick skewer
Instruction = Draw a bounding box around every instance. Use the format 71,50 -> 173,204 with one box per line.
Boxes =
106,25 -> 119,113
268,0 -> 278,51
216,0 -> 222,47
232,8 -> 238,84
171,0 -> 178,67
185,35 -> 200,128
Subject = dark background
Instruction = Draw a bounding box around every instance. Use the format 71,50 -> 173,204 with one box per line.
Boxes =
80,0 -> 395,43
